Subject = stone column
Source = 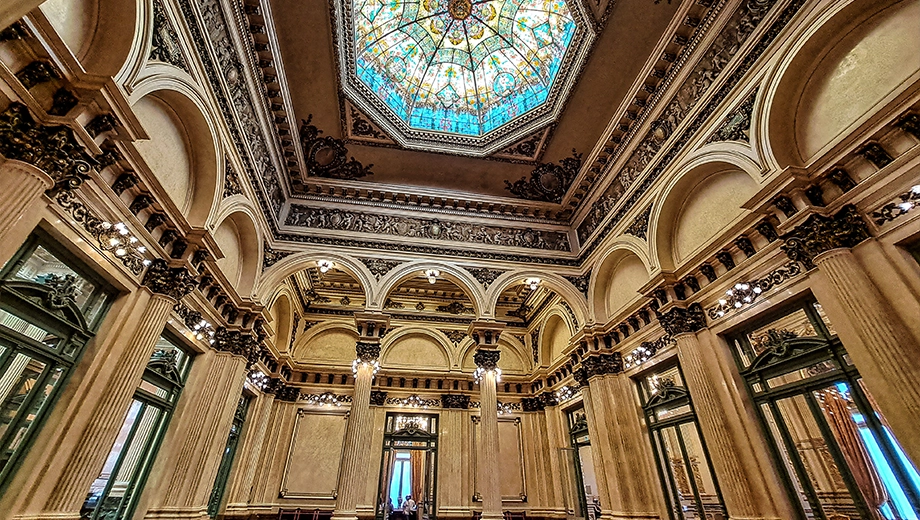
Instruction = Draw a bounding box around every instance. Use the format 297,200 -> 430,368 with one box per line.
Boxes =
332,313 -> 389,520
0,158 -> 53,242
43,260 -> 197,517
783,205 -> 920,465
659,305 -> 766,519
469,321 -> 505,520
572,368 -> 618,520
223,384 -> 277,515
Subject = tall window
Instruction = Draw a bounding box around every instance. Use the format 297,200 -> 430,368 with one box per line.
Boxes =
639,364 -> 726,520
207,395 -> 250,517
728,298 -> 920,519
376,414 -> 438,520
0,231 -> 113,489
565,407 -> 599,520
81,333 -> 192,520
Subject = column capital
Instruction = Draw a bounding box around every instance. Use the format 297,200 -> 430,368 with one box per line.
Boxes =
355,341 -> 381,363
442,394 -> 471,409
581,352 -> 623,379
369,390 -> 388,406
781,204 -> 871,269
354,312 -> 390,341
468,320 -> 505,347
142,259 -> 197,300
658,303 -> 706,337
539,390 -> 559,407
473,348 -> 501,370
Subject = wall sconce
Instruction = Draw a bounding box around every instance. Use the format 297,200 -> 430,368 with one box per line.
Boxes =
97,221 -> 151,267
424,269 -> 441,284
317,260 -> 334,273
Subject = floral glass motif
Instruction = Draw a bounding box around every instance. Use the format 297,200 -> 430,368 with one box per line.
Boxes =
352,0 -> 578,137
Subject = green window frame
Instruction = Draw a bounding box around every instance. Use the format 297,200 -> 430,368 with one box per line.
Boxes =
207,395 -> 250,517
638,364 -> 726,520
80,331 -> 193,520
0,230 -> 114,489
726,296 -> 920,520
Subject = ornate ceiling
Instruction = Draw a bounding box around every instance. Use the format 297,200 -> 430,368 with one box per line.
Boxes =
337,0 -> 595,155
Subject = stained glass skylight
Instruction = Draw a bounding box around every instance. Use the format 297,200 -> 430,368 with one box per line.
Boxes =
335,0 -> 594,156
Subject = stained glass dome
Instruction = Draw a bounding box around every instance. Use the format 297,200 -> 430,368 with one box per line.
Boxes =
335,0 -> 594,155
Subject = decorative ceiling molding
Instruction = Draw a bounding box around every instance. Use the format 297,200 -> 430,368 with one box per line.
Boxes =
575,0 -> 805,253
563,273 -> 590,297
359,258 -> 401,280
343,99 -> 394,146
223,163 -> 243,198
624,204 -> 652,240
284,205 -> 571,252
150,0 -> 189,71
505,150 -> 584,203
466,267 -> 505,289
491,126 -> 552,163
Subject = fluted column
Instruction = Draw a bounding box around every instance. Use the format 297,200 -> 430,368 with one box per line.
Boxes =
783,206 -> 920,465
224,386 -> 277,515
332,313 -> 389,520
43,260 -> 197,516
0,158 -> 53,242
572,369 -> 617,519
659,306 -> 762,519
469,321 -> 505,520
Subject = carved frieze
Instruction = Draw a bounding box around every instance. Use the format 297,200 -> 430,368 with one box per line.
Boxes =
581,352 -> 623,378
781,205 -> 871,269
467,267 -> 504,288
492,126 -> 550,162
564,273 -> 590,297
286,205 -> 570,252
370,390 -> 388,406
439,329 -> 468,346
436,301 -> 473,315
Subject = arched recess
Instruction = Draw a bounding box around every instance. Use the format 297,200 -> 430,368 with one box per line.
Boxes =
255,252 -> 374,305
375,261 -> 486,316
292,321 -> 358,366
129,80 -> 220,227
485,270 -> 589,328
540,311 -> 573,367
651,158 -> 760,271
764,0 -> 920,167
39,0 -> 137,77
380,328 -> 453,372
459,338 -> 528,375
269,293 -> 294,354
588,240 -> 652,323
211,208 -> 261,297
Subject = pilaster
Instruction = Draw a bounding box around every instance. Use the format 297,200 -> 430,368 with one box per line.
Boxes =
223,386 -> 276,516
0,158 -> 53,242
469,320 -> 505,520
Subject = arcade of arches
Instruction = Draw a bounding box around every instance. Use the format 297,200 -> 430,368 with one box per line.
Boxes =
0,0 -> 919,520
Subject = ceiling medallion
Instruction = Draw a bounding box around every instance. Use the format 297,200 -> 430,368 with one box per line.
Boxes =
336,0 -> 596,156
299,116 -> 373,180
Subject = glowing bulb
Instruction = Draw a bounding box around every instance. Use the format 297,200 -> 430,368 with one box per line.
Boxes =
718,299 -> 727,305
753,287 -> 762,294
525,277 -> 541,290
898,201 -> 913,211
114,248 -> 127,257
734,302 -> 743,308
911,184 -> 920,194
109,237 -> 120,246
318,260 -> 333,273
740,283 -> 750,290
137,246 -> 146,253
142,259 -> 152,266
424,269 -> 440,284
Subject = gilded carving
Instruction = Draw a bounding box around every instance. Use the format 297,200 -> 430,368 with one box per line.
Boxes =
781,205 -> 871,269
300,116 -> 373,180
657,304 -> 706,336
504,150 -> 582,203
473,349 -> 501,370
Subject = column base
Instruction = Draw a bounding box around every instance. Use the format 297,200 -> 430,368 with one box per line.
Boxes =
142,506 -> 209,519
331,511 -> 359,520
479,513 -> 504,520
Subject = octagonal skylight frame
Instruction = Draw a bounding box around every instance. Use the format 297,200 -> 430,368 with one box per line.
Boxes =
333,0 -> 596,157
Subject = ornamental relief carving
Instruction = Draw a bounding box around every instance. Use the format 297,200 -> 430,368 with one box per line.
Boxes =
285,205 -> 570,252
577,0 -> 789,245
780,205 -> 871,269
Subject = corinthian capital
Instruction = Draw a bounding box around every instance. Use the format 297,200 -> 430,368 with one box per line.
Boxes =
781,205 -> 871,269
658,304 -> 706,337
142,259 -> 197,300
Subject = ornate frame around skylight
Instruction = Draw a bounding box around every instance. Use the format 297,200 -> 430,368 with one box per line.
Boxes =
334,0 -> 596,157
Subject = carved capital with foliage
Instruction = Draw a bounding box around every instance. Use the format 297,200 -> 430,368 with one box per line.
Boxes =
355,341 -> 381,363
658,304 -> 707,337
370,390 -> 388,406
582,352 -> 623,379
441,394 -> 471,409
142,259 -> 197,300
473,349 -> 501,370
781,205 -> 871,269
521,397 -> 545,411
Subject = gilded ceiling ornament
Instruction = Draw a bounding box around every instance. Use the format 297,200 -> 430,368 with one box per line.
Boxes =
505,150 -> 583,203
223,164 -> 243,198
564,273 -> 590,297
581,352 -> 622,378
262,246 -> 292,270
299,116 -> 373,180
16,60 -> 59,89
493,127 -> 549,162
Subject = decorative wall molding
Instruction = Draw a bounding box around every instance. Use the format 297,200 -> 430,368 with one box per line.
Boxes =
150,0 -> 189,71
705,88 -> 757,144
781,205 -> 871,269
299,116 -> 373,180
505,150 -> 583,203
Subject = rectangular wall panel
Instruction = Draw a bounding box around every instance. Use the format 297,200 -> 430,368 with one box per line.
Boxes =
280,408 -> 348,498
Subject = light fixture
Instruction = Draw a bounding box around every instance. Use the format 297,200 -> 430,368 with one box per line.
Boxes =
473,366 -> 501,383
192,318 -> 216,344
303,392 -> 348,407
317,260 -> 333,273
95,221 -> 151,270
388,394 -> 439,408
352,358 -> 380,375
555,385 -> 577,402
247,370 -> 270,391
525,277 -> 541,290
424,269 -> 441,284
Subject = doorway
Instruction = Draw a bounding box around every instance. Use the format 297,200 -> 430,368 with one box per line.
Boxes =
376,414 -> 438,520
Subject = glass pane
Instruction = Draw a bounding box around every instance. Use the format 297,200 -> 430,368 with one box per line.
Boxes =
658,425 -> 700,519
760,403 -> 819,519
578,443 -> 600,517
644,365 -> 683,399
13,246 -> 97,313
653,432 -> 682,519
766,361 -> 838,390
678,423 -> 726,519
812,302 -> 837,336
775,394 -> 859,519
150,336 -> 191,382
815,383 -> 920,519
0,358 -> 62,472
0,310 -> 61,348
82,401 -> 164,520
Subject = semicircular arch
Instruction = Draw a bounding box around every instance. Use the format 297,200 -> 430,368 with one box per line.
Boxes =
485,270 -> 589,328
375,261 -> 486,316
255,251 -> 375,305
